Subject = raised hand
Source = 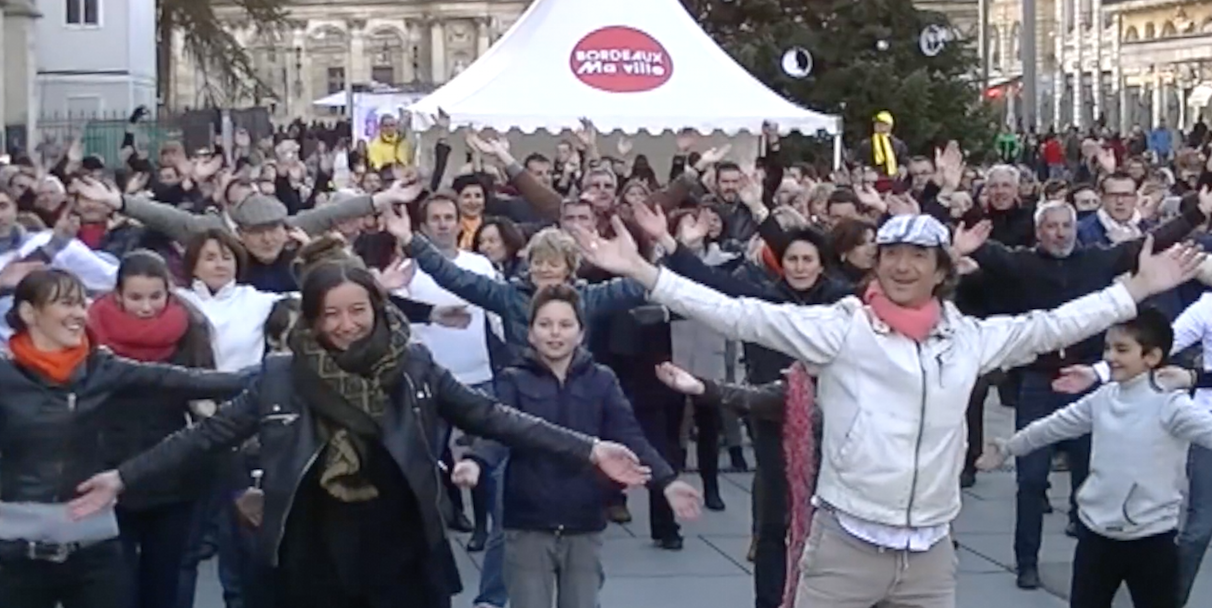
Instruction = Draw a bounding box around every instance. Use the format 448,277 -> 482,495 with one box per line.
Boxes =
631,200 -> 669,243
1124,236 -> 1207,301
655,362 -> 705,396
374,257 -> 415,291
974,440 -> 1009,472
738,173 -> 763,213
590,441 -> 652,487
664,480 -> 704,520
1051,365 -> 1099,394
694,145 -> 732,171
381,203 -> 414,245
574,117 -> 598,150
675,129 -> 698,154
431,304 -> 472,329
451,460 -> 481,489
68,470 -> 124,520
935,141 -> 964,191
886,192 -> 920,216
53,208 -> 81,241
677,211 -> 710,248
569,216 -> 648,279
1096,146 -> 1116,174
372,179 -> 424,211
617,137 -> 634,157
951,219 -> 992,257
854,184 -> 886,213
435,107 -> 452,132
287,226 -> 312,247
72,176 -> 123,209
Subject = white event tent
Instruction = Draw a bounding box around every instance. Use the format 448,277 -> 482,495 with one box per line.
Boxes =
408,0 -> 843,169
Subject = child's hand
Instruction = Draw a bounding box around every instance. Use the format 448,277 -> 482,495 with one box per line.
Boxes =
1052,365 -> 1099,394
1155,366 -> 1197,391
975,440 -> 1009,472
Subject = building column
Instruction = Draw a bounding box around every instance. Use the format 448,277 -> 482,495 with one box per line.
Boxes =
1053,0 -> 1065,129
1112,13 -> 1126,133
1091,0 -> 1102,123
291,26 -> 307,118
402,20 -> 419,83
476,17 -> 491,57
1152,67 -> 1163,127
1072,0 -> 1084,129
430,19 -> 447,83
348,20 -> 368,85
4,0 -> 38,145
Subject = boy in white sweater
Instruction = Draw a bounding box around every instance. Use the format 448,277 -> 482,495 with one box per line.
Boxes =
978,308 -> 1212,608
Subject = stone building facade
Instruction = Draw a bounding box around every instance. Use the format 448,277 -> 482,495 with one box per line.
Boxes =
987,0 -> 1212,132
167,0 -> 528,121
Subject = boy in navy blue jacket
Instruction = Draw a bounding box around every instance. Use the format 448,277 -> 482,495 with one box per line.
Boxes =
453,284 -> 702,608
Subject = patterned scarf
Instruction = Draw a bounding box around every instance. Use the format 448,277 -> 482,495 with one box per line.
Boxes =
1096,206 -> 1144,244
288,304 -> 410,502
780,362 -> 818,608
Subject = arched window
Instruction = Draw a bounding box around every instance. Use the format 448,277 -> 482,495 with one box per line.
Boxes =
1161,21 -> 1178,37
1123,26 -> 1139,41
1144,22 -> 1156,39
989,26 -> 1001,70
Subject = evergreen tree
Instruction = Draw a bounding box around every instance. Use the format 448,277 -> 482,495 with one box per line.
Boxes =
157,0 -> 288,106
682,0 -> 996,157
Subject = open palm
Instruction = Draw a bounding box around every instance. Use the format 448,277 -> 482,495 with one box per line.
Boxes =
591,441 -> 652,487
569,216 -> 646,277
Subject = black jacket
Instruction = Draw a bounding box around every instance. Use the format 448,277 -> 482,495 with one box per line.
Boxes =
0,349 -> 246,505
970,201 -> 1207,370
473,350 -> 676,534
116,344 -> 597,568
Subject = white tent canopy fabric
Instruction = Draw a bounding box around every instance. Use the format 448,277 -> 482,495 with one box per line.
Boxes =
408,0 -> 840,137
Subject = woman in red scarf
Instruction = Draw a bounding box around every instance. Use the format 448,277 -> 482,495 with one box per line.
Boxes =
87,250 -> 219,608
0,268 -> 247,608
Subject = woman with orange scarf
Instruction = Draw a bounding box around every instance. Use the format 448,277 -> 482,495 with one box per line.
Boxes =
0,268 -> 247,608
87,251 -> 220,608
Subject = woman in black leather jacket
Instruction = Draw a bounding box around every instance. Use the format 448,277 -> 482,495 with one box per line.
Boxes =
73,257 -> 652,608
0,268 -> 249,608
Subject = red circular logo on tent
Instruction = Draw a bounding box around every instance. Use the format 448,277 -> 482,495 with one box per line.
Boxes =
570,26 -> 673,93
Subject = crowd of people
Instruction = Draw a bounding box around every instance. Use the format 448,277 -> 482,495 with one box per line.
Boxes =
2,102 -> 1212,608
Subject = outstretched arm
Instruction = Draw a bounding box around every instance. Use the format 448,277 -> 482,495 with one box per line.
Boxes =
404,235 -> 517,315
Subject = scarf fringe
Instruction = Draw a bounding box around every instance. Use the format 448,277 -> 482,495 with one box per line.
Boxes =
780,363 -> 818,608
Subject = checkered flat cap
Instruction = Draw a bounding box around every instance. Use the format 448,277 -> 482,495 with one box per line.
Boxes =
876,214 -> 951,248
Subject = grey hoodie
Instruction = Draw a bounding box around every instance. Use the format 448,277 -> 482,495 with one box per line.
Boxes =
1006,373 -> 1212,540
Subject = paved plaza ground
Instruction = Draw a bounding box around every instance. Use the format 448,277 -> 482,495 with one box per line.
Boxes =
194,399 -> 1212,607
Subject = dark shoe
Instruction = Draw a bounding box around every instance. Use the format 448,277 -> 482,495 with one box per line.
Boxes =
727,446 -> 749,472
704,489 -> 726,512
1064,521 -> 1078,538
467,529 -> 487,552
606,504 -> 632,524
450,513 -> 475,533
960,470 -> 976,489
1016,566 -> 1041,590
746,536 -> 757,562
1042,497 -> 1054,515
655,535 -> 684,551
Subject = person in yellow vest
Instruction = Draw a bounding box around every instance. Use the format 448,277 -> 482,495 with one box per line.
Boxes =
854,111 -> 909,178
366,114 -> 414,170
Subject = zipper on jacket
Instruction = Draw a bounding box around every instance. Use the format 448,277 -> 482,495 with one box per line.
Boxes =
272,446 -> 321,567
906,344 -> 928,528
403,374 -> 447,529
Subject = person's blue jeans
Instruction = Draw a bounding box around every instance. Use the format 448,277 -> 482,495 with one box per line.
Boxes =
1178,444 -> 1212,606
177,469 -> 245,608
474,459 -> 508,607
1013,371 -> 1091,569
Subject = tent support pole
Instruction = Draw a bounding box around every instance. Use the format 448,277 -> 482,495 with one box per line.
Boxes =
832,132 -> 843,170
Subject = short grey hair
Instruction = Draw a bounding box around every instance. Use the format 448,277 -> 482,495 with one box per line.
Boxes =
1033,200 -> 1076,225
986,164 -> 1021,185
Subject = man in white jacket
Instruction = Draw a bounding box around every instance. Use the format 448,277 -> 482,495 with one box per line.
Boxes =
570,212 -> 1203,608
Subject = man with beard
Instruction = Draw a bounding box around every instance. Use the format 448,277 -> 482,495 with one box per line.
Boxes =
954,190 -> 1212,590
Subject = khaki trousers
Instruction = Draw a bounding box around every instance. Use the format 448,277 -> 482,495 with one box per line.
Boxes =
794,511 -> 957,608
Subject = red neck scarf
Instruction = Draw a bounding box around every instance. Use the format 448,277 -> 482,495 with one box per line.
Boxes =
863,281 -> 941,342
87,293 -> 190,362
77,223 -> 108,250
760,244 -> 783,277
9,331 -> 91,385
780,363 -> 818,608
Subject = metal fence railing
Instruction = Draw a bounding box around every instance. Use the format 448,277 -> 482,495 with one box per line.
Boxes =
6,107 -> 273,167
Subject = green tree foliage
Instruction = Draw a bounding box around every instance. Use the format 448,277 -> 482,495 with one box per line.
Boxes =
158,0 -> 287,106
682,0 -> 996,157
